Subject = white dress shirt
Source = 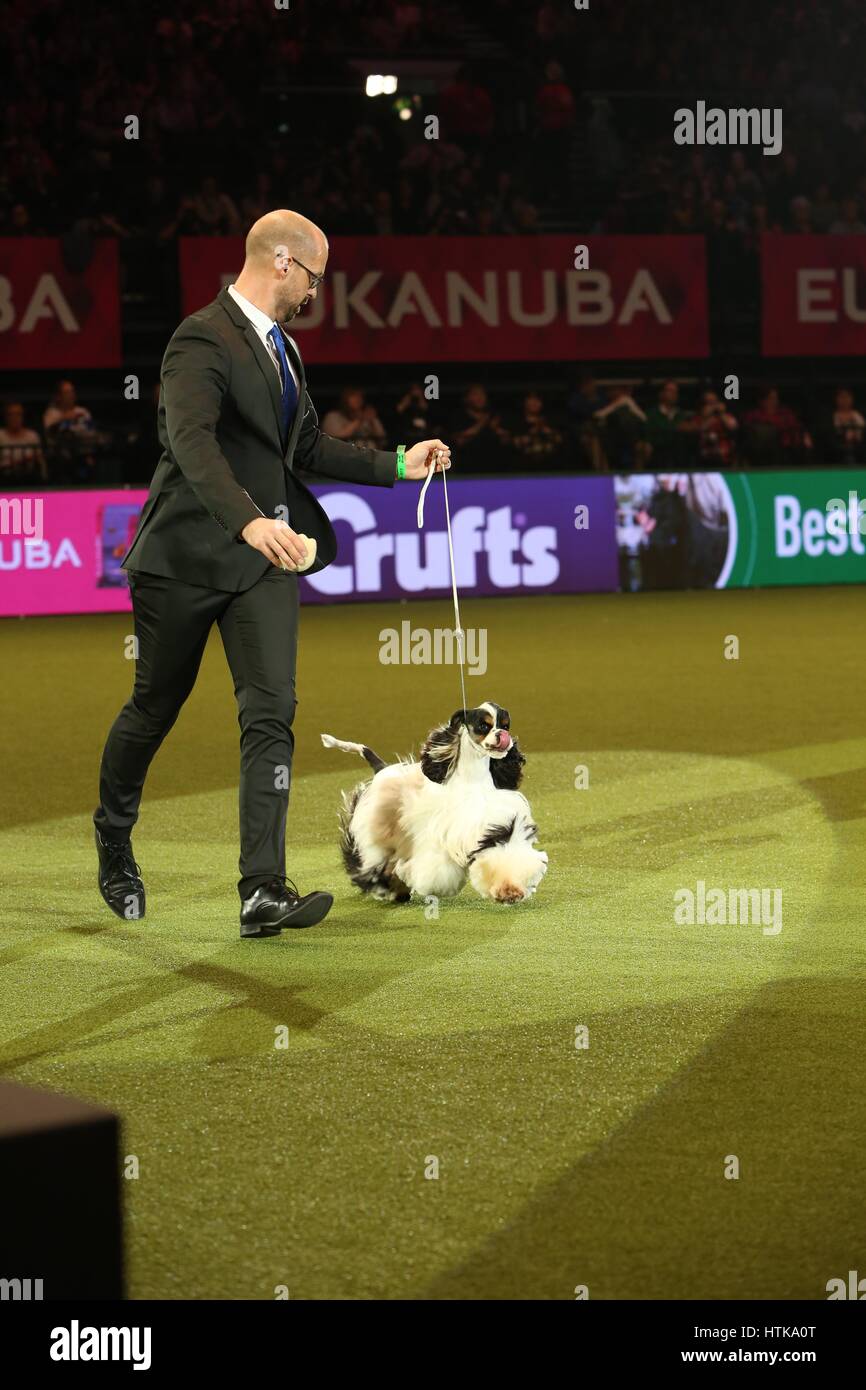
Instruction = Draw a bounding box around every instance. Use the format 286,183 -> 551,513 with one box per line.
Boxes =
228,283 -> 300,395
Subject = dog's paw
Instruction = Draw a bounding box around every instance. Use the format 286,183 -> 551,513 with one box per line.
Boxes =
493,882 -> 527,904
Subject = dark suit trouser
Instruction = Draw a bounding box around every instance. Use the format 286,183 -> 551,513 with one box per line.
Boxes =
93,566 -> 299,900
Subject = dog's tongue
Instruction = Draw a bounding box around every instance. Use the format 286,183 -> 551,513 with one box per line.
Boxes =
495,730 -> 512,750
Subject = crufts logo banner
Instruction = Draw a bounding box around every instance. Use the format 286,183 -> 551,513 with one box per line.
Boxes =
179,235 -> 710,362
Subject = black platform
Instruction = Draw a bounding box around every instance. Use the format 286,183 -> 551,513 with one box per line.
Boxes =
0,1081 -> 123,1300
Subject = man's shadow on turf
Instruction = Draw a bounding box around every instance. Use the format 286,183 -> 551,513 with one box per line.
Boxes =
0,900 -> 517,1070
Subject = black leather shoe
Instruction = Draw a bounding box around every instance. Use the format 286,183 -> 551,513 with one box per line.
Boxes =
240,876 -> 333,938
95,827 -> 145,921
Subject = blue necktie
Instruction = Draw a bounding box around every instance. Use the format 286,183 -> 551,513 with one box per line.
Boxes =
267,324 -> 298,441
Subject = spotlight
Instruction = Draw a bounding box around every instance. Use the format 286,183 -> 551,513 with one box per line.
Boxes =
394,95 -> 422,122
365,74 -> 398,97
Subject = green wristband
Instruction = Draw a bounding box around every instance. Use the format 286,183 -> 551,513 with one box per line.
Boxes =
396,445 -> 406,479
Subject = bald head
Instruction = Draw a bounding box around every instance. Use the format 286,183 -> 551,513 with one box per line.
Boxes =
243,209 -> 327,272
234,208 -> 329,324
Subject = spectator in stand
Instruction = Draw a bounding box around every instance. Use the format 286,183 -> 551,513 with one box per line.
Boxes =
532,59 -> 576,197
768,151 -> 805,224
5,202 -> 38,235
322,387 -> 388,450
534,59 -> 576,135
830,197 -> 866,234
127,382 -> 162,485
841,84 -> 866,137
568,371 -> 606,470
151,76 -> 199,136
720,172 -> 749,230
811,182 -> 839,233
43,380 -> 101,482
829,387 -> 866,464
593,384 -> 648,471
569,371 -> 605,425
392,381 -> 438,446
173,174 -> 242,236
534,0 -> 572,51
475,198 -> 504,235
505,195 -> 541,234
0,402 -> 46,482
368,189 -> 396,235
392,3 -> 424,47
669,179 -> 701,233
693,389 -> 739,468
728,151 -> 762,204
450,383 -> 510,472
744,386 -> 813,466
644,381 -> 693,468
586,96 -> 626,187
509,391 -> 565,468
751,202 -> 773,234
393,176 -> 422,234
134,174 -> 179,242
240,171 -> 278,229
704,197 -> 731,240
43,380 -> 94,435
789,196 -> 813,233
427,165 -> 479,233
439,64 -> 495,146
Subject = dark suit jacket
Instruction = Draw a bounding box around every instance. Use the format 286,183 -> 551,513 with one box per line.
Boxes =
122,288 -> 397,590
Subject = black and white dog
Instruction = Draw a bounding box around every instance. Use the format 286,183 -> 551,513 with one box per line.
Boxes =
321,702 -> 548,905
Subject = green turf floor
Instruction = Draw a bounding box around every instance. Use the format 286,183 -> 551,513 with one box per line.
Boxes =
1,586 -> 865,1299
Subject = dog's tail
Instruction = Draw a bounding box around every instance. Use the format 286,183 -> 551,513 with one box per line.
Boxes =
321,732 -> 386,774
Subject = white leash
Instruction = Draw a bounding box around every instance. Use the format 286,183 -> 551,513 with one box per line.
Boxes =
417,457 -> 467,713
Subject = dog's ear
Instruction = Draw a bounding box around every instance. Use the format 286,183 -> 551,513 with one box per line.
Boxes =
420,721 -> 461,783
490,739 -> 526,790
449,709 -> 466,727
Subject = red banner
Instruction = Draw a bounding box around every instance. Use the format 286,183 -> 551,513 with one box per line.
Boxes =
0,239 -> 120,368
762,233 -> 866,356
179,235 -> 708,362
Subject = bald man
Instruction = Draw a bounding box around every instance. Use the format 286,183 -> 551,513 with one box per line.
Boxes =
93,210 -> 451,938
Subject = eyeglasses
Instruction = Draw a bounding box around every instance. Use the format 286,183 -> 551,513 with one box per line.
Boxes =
292,256 -> 325,292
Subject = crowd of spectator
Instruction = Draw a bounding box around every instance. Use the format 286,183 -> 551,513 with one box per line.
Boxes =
0,0 -> 541,246
567,376 -> 866,471
4,376 -> 864,485
378,375 -> 866,473
0,382 -> 115,486
5,0 -> 866,248
4,0 -> 866,489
